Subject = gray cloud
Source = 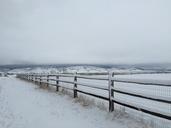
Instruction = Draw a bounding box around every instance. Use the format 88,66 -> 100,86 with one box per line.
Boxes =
0,0 -> 171,65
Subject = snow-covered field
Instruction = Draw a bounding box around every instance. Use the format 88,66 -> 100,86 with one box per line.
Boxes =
8,66 -> 108,74
1,65 -> 171,128
43,73 -> 171,128
0,76 -> 152,128
7,65 -> 160,74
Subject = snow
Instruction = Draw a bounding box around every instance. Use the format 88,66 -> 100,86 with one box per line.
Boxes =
0,76 -> 150,128
1,65 -> 171,128
44,73 -> 171,128
7,65 -> 159,75
8,66 -> 108,74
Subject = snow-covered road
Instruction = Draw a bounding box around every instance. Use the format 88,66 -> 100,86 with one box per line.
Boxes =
0,76 -> 150,128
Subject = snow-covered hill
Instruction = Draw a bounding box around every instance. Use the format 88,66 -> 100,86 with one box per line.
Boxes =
8,66 -> 108,74
6,65 -> 149,75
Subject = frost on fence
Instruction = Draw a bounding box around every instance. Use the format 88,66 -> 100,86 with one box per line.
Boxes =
17,73 -> 171,128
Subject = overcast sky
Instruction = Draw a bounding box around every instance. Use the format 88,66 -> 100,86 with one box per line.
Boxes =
0,0 -> 171,65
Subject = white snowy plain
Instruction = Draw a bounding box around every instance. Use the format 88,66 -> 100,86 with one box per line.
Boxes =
0,76 -> 151,128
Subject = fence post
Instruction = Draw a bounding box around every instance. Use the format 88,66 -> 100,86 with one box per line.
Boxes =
40,76 -> 42,85
74,72 -> 78,98
47,75 -> 49,87
35,76 -> 37,83
56,75 -> 59,91
32,75 -> 34,81
108,72 -> 114,112
28,74 -> 29,80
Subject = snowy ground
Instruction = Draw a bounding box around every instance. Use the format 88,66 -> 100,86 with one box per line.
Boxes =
0,76 -> 151,128
47,74 -> 171,118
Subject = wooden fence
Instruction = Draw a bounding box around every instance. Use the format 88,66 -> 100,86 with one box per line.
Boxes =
17,72 -> 171,121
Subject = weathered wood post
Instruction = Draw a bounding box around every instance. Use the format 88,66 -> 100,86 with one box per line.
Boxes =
34,75 -> 37,84
40,76 -> 42,85
47,75 -> 49,87
56,75 -> 59,91
28,74 -> 29,80
31,75 -> 34,82
74,72 -> 78,98
109,72 -> 114,112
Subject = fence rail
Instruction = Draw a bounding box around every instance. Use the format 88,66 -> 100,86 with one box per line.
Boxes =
17,73 -> 171,121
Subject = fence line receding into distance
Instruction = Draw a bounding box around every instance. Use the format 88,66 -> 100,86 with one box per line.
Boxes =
17,72 -> 171,121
